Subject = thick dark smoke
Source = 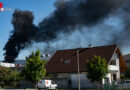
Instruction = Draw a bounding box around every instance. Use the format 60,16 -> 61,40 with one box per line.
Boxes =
3,10 -> 38,62
108,0 -> 130,48
3,0 -> 130,62
38,0 -> 123,41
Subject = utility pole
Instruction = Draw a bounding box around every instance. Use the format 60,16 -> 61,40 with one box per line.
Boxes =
77,50 -> 80,90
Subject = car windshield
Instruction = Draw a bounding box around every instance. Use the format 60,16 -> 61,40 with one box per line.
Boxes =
51,81 -> 55,84
42,80 -> 45,85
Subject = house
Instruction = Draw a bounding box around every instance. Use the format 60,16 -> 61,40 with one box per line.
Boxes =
0,62 -> 15,67
45,45 -> 127,88
14,60 -> 26,72
0,60 -> 25,72
123,54 -> 130,67
15,60 -> 26,65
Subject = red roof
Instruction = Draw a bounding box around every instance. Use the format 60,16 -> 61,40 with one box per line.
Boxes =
45,45 -> 117,73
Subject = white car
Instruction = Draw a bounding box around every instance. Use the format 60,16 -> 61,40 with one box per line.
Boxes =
117,80 -> 130,88
37,79 -> 58,89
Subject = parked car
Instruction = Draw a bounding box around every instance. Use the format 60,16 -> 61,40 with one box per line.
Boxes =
117,80 -> 130,88
37,79 -> 57,89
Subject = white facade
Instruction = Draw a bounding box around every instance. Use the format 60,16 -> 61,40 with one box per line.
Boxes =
103,53 -> 120,84
0,62 -> 15,67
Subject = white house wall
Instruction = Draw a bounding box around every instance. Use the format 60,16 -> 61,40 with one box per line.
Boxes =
108,65 -> 119,71
108,52 -> 120,84
58,73 -> 99,88
0,62 -> 15,67
102,73 -> 112,84
70,74 -> 97,88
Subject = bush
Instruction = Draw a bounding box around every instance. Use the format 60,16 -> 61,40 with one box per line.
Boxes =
0,67 -> 20,88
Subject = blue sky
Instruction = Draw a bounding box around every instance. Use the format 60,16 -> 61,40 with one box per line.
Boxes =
0,0 -> 56,61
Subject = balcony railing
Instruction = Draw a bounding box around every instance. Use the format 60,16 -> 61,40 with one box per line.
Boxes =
108,65 -> 119,72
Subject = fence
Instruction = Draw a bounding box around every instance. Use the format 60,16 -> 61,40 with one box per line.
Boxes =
104,83 -> 130,90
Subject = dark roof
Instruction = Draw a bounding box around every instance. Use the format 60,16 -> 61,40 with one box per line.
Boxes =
45,45 -> 117,73
14,60 -> 26,64
123,54 -> 130,61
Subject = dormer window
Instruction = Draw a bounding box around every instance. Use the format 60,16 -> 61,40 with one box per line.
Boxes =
64,59 -> 70,64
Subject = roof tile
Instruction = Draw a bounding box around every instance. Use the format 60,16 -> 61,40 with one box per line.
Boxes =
45,45 -> 117,73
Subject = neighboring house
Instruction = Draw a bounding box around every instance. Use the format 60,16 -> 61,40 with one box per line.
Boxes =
15,60 -> 26,65
45,45 -> 127,88
12,57 -> 50,72
14,58 -> 50,72
14,60 -> 26,72
0,62 -> 15,67
123,54 -> 130,67
0,60 -> 25,72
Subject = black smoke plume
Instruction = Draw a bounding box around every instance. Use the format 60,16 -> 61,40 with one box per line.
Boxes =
38,0 -> 123,41
3,0 -> 129,62
3,10 -> 38,62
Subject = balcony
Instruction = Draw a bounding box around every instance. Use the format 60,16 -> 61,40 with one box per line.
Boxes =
108,65 -> 119,72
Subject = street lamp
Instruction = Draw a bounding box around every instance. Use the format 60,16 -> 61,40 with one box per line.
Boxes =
77,49 -> 80,90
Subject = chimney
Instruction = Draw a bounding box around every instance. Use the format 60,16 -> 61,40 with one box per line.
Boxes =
88,44 -> 93,48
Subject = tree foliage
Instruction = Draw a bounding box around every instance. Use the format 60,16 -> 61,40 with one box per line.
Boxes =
0,67 -> 20,87
86,55 -> 108,82
21,50 -> 46,85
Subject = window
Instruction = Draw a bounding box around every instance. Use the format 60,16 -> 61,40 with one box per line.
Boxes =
113,74 -> 117,81
51,81 -> 55,84
64,59 -> 70,64
110,60 -> 116,65
104,77 -> 109,84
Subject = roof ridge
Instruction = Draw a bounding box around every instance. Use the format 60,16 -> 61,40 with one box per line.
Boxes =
57,45 -> 117,51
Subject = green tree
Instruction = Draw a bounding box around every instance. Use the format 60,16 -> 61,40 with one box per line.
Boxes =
86,56 -> 108,84
21,50 -> 46,86
125,66 -> 130,79
0,67 -> 20,88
